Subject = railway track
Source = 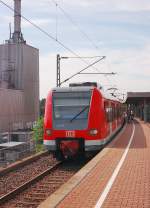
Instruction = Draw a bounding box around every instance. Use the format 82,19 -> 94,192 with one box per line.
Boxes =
0,151 -> 56,198
1,159 -> 88,208
0,161 -> 61,206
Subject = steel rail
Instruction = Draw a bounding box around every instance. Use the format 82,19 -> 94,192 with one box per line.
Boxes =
0,161 -> 62,205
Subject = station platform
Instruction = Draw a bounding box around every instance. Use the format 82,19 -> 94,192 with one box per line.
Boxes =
39,119 -> 150,208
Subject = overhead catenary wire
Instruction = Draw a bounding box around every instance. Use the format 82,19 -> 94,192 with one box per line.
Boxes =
60,56 -> 106,85
55,0 -> 58,41
0,0 -> 119,94
0,0 -> 106,72
51,0 -> 100,51
50,1 -> 118,88
0,0 -> 78,56
61,56 -> 105,59
50,1 -> 124,99
50,0 -> 116,83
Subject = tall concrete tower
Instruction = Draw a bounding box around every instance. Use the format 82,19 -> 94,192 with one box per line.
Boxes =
12,0 -> 24,43
0,0 -> 39,133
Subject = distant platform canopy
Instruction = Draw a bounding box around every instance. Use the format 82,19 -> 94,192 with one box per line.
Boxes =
126,92 -> 150,104
126,92 -> 150,122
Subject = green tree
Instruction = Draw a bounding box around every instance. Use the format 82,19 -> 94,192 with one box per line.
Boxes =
40,99 -> 46,116
33,117 -> 44,152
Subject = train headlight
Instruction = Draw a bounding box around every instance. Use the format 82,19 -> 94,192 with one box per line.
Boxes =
89,129 -> 98,136
46,129 -> 52,136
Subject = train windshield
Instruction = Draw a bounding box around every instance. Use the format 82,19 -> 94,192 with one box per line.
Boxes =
53,91 -> 91,130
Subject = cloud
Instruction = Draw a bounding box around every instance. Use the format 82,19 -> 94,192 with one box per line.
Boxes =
61,0 -> 150,12
0,0 -> 150,99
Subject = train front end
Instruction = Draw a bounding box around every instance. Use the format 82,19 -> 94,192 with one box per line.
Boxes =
44,88 -> 92,158
44,84 -> 103,159
44,86 -> 101,159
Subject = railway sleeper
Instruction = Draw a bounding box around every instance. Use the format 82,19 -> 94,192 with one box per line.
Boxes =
26,193 -> 47,198
45,181 -> 62,184
31,188 -> 50,193
16,201 -> 40,206
22,197 -> 43,202
36,184 -> 53,189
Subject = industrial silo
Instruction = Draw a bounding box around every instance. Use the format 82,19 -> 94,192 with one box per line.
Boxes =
0,0 -> 39,133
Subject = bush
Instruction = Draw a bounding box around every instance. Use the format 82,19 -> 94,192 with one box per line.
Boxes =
32,117 -> 44,152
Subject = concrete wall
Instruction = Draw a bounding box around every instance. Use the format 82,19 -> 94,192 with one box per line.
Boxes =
0,88 -> 24,132
22,44 -> 39,123
0,43 -> 39,133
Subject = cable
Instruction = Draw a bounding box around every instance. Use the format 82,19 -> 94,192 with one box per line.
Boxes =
50,0 -> 119,89
0,1 -> 76,55
60,56 -> 106,85
0,0 -> 105,70
51,0 -> 117,87
51,0 -> 100,51
0,0 -> 116,90
50,0 -> 115,81
55,0 -> 58,41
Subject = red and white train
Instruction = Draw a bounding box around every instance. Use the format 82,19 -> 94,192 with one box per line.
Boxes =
44,82 -> 124,160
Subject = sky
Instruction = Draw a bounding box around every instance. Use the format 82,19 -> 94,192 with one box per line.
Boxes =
0,0 -> 150,99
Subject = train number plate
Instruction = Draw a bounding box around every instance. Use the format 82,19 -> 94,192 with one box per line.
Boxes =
65,131 -> 75,138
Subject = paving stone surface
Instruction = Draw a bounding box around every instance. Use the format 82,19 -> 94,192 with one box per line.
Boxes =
39,120 -> 150,208
57,121 -> 150,208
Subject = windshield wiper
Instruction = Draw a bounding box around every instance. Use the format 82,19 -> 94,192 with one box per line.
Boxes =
70,105 -> 89,122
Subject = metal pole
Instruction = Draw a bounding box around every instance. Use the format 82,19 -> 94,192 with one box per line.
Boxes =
56,54 -> 60,87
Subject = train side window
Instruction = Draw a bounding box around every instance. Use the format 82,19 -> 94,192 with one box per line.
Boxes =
116,105 -> 120,118
112,107 -> 115,121
104,102 -> 109,122
104,102 -> 114,122
112,104 -> 117,121
110,107 -> 113,122
108,102 -> 113,122
115,106 -> 118,119
114,107 -> 117,119
117,106 -> 119,119
107,108 -> 112,122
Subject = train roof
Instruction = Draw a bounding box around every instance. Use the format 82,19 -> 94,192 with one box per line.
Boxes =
52,86 -> 122,103
52,86 -> 94,92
